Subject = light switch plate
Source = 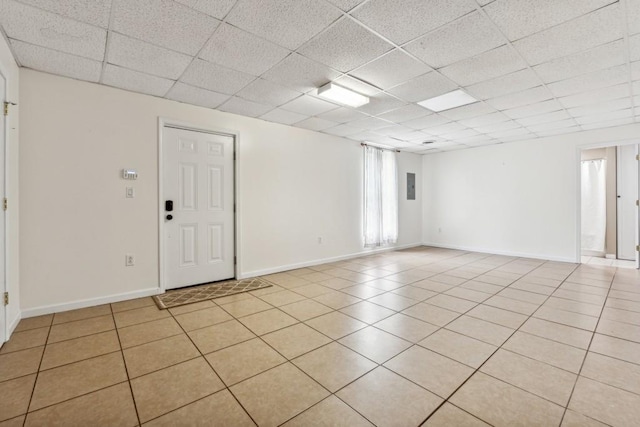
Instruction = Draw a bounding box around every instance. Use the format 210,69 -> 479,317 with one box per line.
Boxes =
126,187 -> 135,198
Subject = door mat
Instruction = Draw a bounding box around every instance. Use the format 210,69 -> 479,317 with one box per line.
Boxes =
153,277 -> 272,310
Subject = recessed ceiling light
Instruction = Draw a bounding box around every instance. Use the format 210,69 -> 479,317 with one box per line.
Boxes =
317,82 -> 369,108
418,89 -> 478,112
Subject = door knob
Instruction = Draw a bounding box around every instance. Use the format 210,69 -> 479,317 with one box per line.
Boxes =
166,214 -> 173,220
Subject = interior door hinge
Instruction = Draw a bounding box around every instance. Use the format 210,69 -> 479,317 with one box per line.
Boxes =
637,245 -> 640,252
637,200 -> 639,207
3,292 -> 8,306
637,154 -> 640,161
2,198 -> 6,211
3,101 -> 16,116
234,256 -> 237,265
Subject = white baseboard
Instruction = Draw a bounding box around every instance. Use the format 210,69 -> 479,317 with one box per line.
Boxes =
238,242 -> 423,279
21,287 -> 163,319
7,311 -> 21,337
605,253 -> 617,259
422,242 -> 578,264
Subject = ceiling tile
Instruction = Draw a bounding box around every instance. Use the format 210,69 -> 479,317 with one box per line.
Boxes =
632,61 -> 640,80
575,109 -> 633,125
484,0 -> 616,41
226,0 -> 341,50
547,65 -> 628,97
456,135 -> 496,145
425,122 -> 468,136
102,64 -> 174,97
438,102 -> 497,120
235,78 -> 301,107
558,84 -> 629,108
180,59 -> 255,95
261,53 -> 340,93
568,98 -> 632,118
107,33 -> 192,80
441,128 -> 480,140
354,93 -> 406,115
516,110 -> 570,127
112,0 -> 219,55
628,0 -> 640,35
280,95 -> 339,116
299,18 -> 393,73
512,4 -> 622,65
533,40 -> 625,84
350,49 -> 432,90
199,23 -> 290,75
475,120 -> 521,133
333,75 -> 382,96
401,114 -> 451,130
347,116 -> 394,130
497,133 -> 537,143
174,0 -> 237,19
377,105 -> 431,122
347,130 -> 385,142
218,97 -> 273,117
439,45 -> 527,86
629,34 -> 640,62
11,39 -> 102,82
526,118 -> 577,133
353,0 -> 476,45
165,82 -> 230,109
485,86 -> 553,110
581,117 -> 635,130
376,125 -> 417,138
325,0 -> 365,11
294,117 -> 339,131
260,108 -> 309,125
0,0 -> 106,60
405,11 -> 505,68
536,126 -> 581,137
464,68 -> 540,100
634,81 -> 640,96
17,0 -> 112,27
458,112 -> 509,127
487,126 -> 532,139
502,100 -> 564,119
315,107 -> 369,123
387,72 -> 457,103
322,123 -> 361,137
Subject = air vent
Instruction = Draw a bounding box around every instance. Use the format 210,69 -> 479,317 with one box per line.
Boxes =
422,140 -> 435,145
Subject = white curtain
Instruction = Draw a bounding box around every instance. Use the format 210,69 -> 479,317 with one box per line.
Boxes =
364,145 -> 398,247
581,159 -> 607,254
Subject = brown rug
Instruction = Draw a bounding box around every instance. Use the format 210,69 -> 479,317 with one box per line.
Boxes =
153,277 -> 272,309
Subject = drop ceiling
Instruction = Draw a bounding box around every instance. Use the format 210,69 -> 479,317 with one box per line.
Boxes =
1,0 -> 639,154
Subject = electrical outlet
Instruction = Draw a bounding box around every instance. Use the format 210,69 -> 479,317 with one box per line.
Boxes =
125,254 -> 135,266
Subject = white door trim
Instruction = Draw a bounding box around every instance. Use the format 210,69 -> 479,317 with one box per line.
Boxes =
575,138 -> 640,267
157,117 -> 241,293
0,69 -> 6,343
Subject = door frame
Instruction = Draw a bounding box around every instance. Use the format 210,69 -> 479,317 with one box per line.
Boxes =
0,69 -> 6,343
575,138 -> 640,268
157,118 -> 241,293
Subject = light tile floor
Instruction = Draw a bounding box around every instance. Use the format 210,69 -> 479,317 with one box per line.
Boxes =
2,246 -> 640,426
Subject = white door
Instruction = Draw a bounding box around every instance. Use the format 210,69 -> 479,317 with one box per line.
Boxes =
0,72 -> 6,344
617,144 -> 638,261
162,126 -> 235,290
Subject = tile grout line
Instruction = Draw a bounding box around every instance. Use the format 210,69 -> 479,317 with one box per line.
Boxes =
418,259 -> 582,426
557,267 -> 619,426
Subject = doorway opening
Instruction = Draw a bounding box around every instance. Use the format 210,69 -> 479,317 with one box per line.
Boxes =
579,143 -> 639,269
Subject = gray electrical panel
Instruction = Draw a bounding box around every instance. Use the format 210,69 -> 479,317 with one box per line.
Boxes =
407,173 -> 416,200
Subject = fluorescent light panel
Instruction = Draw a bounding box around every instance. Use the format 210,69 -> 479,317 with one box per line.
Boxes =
418,89 -> 478,112
317,82 -> 369,107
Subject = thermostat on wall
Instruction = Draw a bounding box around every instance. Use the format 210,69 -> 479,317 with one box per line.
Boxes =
122,169 -> 138,180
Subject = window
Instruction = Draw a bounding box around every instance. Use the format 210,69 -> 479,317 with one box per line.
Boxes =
363,145 -> 398,247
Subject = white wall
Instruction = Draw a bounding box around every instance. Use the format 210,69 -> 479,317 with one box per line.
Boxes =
19,69 -> 422,315
422,125 -> 640,262
0,34 -> 20,334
